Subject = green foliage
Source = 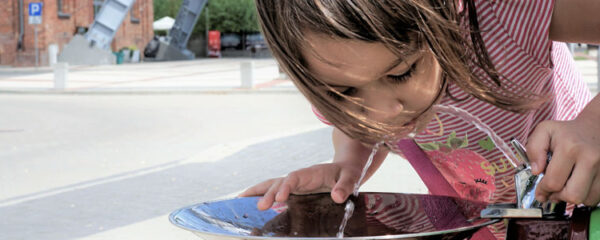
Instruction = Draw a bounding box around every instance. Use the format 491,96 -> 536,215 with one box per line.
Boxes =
154,0 -> 260,38
195,0 -> 260,34
153,0 -> 183,21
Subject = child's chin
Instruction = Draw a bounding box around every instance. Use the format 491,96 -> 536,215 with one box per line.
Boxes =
413,111 -> 437,136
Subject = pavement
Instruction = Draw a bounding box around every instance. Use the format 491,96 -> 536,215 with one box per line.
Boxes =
0,58 -> 296,94
574,59 -> 600,94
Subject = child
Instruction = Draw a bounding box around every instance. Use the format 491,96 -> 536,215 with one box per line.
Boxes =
240,0 -> 600,238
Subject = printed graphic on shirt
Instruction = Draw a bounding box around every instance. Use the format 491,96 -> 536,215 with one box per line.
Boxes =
418,131 -> 496,202
415,112 -> 520,205
415,111 -> 522,240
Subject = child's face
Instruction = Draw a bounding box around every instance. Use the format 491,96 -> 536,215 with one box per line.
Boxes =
303,32 -> 444,134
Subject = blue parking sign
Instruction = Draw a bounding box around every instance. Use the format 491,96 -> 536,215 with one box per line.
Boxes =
29,2 -> 43,16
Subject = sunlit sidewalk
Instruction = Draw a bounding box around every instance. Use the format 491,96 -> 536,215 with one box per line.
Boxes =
0,58 -> 296,93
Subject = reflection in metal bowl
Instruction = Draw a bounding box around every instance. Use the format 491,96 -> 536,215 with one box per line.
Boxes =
169,192 -> 499,240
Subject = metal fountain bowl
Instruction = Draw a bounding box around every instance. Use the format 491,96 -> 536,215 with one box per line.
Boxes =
170,192 -> 499,240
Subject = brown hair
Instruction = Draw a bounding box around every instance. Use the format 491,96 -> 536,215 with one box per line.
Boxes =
255,0 -> 546,142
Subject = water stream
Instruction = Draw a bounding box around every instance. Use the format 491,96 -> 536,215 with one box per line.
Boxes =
432,104 -> 520,167
335,104 -> 520,238
336,142 -> 382,238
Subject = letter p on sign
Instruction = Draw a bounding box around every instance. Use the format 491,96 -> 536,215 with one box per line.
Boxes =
29,2 -> 43,16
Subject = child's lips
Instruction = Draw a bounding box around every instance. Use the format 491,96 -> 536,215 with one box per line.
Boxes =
400,108 -> 433,129
402,118 -> 417,127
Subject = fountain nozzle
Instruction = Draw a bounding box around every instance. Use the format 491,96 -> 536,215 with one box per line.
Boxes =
510,138 -> 566,218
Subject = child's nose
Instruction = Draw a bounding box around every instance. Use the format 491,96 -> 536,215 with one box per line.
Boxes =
365,95 -> 405,122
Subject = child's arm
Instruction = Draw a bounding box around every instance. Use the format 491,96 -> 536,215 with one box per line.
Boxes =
527,0 -> 600,207
549,0 -> 600,44
330,127 -> 390,200
526,94 -> 600,206
527,0 -> 600,206
239,127 -> 389,210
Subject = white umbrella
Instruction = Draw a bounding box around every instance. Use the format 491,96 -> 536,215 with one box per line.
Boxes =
153,16 -> 175,31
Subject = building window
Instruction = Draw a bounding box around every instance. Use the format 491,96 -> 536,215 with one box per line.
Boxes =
130,2 -> 140,24
57,0 -> 71,19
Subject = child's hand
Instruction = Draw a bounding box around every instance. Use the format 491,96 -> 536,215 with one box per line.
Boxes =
238,162 -> 363,210
240,127 -> 389,210
526,103 -> 600,206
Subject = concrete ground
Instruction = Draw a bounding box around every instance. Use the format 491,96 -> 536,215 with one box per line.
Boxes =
0,59 -> 294,93
0,93 -> 425,240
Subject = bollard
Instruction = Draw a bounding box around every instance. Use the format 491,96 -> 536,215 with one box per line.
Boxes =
241,61 -> 254,88
569,43 -> 575,54
131,50 -> 140,63
48,44 -> 58,66
54,62 -> 68,90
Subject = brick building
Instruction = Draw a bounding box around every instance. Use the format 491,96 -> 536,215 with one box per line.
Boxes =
0,0 -> 154,67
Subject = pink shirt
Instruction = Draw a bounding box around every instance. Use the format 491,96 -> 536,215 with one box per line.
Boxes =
314,0 -> 592,238
413,0 -> 591,205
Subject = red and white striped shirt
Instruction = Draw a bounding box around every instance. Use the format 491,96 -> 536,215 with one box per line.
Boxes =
413,0 -> 591,206
314,0 -> 592,238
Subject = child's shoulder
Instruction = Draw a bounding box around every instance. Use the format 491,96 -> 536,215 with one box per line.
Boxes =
473,0 -> 555,67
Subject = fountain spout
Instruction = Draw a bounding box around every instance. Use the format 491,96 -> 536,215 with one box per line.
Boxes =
510,138 -> 566,217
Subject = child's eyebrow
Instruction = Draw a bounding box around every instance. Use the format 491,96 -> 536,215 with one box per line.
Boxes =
317,82 -> 347,90
381,58 -> 407,74
313,47 -> 418,71
381,49 -> 420,74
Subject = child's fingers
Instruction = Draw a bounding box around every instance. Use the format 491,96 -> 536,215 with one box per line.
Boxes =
276,175 -> 299,202
257,180 -> 282,210
331,169 -> 359,203
536,145 -> 574,202
526,121 -> 554,174
583,174 -> 600,206
238,178 -> 278,197
554,156 -> 595,204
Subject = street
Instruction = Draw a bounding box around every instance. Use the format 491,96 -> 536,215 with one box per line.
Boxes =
0,93 -> 324,200
0,93 -> 329,239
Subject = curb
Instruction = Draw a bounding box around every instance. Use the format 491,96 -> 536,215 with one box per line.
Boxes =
0,87 -> 300,95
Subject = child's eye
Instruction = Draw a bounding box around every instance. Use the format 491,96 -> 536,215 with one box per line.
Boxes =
387,62 -> 417,83
326,87 -> 357,101
341,87 -> 357,95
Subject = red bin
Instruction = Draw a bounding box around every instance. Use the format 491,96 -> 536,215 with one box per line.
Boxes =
208,30 -> 221,58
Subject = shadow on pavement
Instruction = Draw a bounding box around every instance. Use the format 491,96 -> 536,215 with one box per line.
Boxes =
0,128 -> 333,240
